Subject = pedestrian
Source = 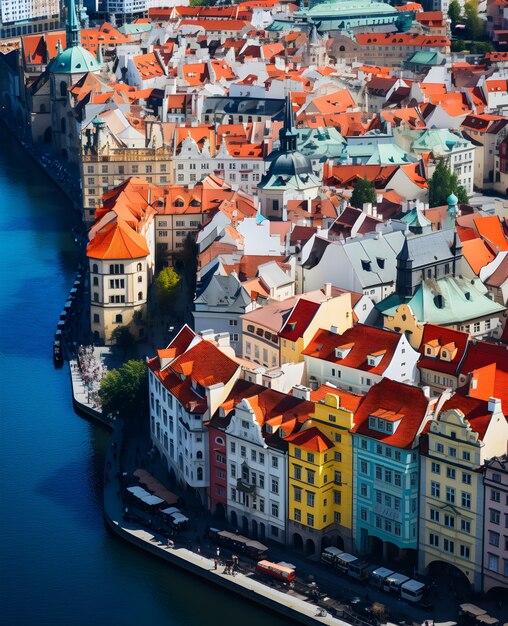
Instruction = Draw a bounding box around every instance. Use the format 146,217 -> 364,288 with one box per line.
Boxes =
214,558 -> 218,570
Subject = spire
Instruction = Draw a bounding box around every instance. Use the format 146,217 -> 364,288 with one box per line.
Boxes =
444,192 -> 458,229
56,38 -> 63,55
279,94 -> 298,152
66,0 -> 81,49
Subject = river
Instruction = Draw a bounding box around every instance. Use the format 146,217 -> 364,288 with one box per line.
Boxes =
0,128 -> 289,626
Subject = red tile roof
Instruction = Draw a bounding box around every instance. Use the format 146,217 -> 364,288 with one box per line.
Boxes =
303,324 -> 401,375
310,384 -> 364,413
279,299 -> 321,341
460,342 -> 508,415
418,324 -> 469,375
87,217 -> 150,260
439,392 -> 496,440
285,426 -> 334,452
351,378 -> 430,449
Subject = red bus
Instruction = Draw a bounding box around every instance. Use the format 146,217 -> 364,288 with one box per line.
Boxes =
255,560 -> 296,582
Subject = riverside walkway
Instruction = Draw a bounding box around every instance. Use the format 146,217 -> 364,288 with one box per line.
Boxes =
103,421 -> 368,626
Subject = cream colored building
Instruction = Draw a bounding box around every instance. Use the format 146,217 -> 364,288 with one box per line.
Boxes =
418,391 -> 508,592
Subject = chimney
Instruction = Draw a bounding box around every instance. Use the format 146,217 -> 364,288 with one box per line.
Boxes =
292,384 -> 311,400
421,385 -> 431,398
324,282 -> 332,297
488,397 -> 501,414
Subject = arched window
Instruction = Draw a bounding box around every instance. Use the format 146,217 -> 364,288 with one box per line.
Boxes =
60,81 -> 67,98
197,467 -> 203,481
138,291 -> 142,300
115,314 -> 123,323
92,263 -> 98,273
137,275 -> 142,283
196,451 -> 203,459
93,277 -> 98,286
137,262 -> 142,271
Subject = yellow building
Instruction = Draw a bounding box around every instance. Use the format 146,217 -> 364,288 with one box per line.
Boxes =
285,384 -> 363,554
279,287 -> 354,365
418,389 -> 508,592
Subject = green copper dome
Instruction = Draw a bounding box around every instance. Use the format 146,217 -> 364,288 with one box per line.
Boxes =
306,0 -> 398,17
49,46 -> 99,74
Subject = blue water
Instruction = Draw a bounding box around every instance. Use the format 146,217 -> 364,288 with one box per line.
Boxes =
0,129 -> 288,626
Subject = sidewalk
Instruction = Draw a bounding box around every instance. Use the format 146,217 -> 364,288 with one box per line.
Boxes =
103,420 -> 373,626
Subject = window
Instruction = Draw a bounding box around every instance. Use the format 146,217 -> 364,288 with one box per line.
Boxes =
430,508 -> 440,522
334,490 -> 341,505
436,443 -> 444,453
488,554 -> 498,572
489,531 -> 499,547
294,508 -> 301,522
460,545 -> 470,560
429,533 -> 439,547
307,513 -> 314,527
490,509 -> 500,525
115,314 -> 123,323
360,483 -> 368,497
461,492 -> 471,509
271,502 -> 279,518
240,445 -> 246,458
444,514 -> 455,528
431,481 -> 440,498
443,539 -> 454,554
270,477 -> 279,494
307,452 -> 314,464
431,462 -> 441,474
462,472 -> 471,485
294,487 -> 302,502
461,519 -> 471,533
448,447 -> 457,458
271,457 -> 278,469
446,486 -> 455,504
491,489 -> 501,503
462,450 -> 471,462
306,470 -> 315,485
447,468 -> 456,480
307,492 -> 315,507
294,465 -> 302,480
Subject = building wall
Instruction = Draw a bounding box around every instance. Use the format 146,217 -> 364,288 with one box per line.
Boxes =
353,435 -> 419,555
242,321 -> 280,369
482,457 -> 508,593
225,400 -> 287,543
89,256 -> 149,342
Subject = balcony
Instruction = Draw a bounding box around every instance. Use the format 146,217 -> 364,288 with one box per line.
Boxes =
237,478 -> 256,494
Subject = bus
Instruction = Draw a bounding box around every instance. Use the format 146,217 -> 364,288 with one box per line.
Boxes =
400,579 -> 427,603
255,560 -> 296,582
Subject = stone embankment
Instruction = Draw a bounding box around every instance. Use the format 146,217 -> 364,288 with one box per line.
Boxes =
102,420 -> 362,626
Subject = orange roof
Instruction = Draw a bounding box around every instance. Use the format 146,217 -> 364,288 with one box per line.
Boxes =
285,427 -> 335,453
310,384 -> 364,413
474,215 -> 508,252
133,52 -> 165,80
179,18 -> 249,30
87,217 -> 150,260
462,238 -> 496,274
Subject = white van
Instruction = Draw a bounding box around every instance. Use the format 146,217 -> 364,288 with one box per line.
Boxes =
321,546 -> 344,566
383,572 -> 410,594
400,579 -> 427,603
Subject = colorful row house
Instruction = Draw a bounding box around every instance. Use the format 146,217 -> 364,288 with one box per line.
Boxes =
351,378 -> 435,565
418,375 -> 508,592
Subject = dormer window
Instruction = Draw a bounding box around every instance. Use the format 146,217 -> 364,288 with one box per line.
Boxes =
369,408 -> 403,435
335,343 -> 353,359
367,350 -> 385,367
377,258 -> 385,269
361,260 -> 371,271
424,340 -> 440,358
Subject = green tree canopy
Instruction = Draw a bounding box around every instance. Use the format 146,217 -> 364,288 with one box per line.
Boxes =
155,266 -> 181,309
428,159 -> 469,207
99,359 -> 148,420
448,0 -> 461,28
350,177 -> 377,209
112,325 -> 136,352
464,0 -> 485,39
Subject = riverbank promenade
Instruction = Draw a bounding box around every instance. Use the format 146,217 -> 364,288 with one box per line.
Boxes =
103,420 -> 371,626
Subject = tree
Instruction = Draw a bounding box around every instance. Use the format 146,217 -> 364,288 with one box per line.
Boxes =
463,0 -> 485,40
448,0 -> 461,28
112,325 -> 136,352
155,266 -> 181,309
428,159 -> 469,207
99,359 -> 148,420
350,177 -> 377,209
